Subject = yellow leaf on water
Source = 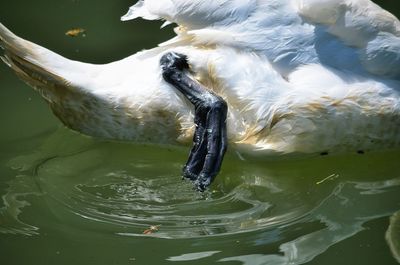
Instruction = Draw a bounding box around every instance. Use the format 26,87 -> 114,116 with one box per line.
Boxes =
65,28 -> 86,37
143,225 -> 160,235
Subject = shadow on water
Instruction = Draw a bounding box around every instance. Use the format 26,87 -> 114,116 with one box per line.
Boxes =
1,128 -> 399,264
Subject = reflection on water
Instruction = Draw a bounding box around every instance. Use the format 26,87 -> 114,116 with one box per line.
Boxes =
1,128 -> 399,264
387,211 -> 400,263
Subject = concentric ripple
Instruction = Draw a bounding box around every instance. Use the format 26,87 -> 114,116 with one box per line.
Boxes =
32,143 -> 303,238
2,129 -> 400,246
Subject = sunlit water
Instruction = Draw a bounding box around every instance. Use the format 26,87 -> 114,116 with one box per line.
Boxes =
1,1 -> 400,264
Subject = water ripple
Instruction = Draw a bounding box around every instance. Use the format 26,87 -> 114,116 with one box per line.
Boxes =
2,129 -> 400,246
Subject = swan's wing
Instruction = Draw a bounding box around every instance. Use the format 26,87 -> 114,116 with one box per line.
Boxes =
122,0 -> 400,36
122,0 -> 400,78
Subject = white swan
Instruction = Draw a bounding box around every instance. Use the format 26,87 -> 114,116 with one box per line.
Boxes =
1,0 -> 400,189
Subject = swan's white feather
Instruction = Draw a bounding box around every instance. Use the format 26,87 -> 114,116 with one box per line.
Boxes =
121,0 -> 257,28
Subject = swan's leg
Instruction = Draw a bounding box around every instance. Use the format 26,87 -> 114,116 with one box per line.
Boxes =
160,52 -> 228,191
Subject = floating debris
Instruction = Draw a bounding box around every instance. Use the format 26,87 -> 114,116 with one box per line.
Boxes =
316,174 -> 339,185
143,225 -> 160,235
65,28 -> 86,37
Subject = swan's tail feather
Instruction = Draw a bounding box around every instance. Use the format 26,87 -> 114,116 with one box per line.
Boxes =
0,23 -> 74,100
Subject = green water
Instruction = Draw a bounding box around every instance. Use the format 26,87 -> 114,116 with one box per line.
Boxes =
0,1 -> 400,264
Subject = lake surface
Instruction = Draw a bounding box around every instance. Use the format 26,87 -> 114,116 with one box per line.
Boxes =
0,1 -> 399,264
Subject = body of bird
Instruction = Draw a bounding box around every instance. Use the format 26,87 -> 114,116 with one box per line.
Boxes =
1,0 -> 400,188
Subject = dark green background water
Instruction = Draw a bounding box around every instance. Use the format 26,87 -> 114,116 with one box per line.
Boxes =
0,1 -> 399,265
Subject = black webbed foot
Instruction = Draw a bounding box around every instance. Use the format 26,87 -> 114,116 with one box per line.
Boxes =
160,52 -> 228,191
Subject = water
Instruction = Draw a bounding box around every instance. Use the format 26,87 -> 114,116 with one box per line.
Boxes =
1,1 -> 400,264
